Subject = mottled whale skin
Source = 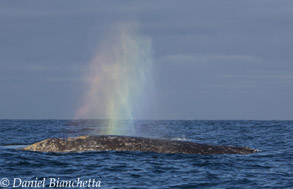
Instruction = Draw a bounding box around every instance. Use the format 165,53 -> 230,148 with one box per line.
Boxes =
23,135 -> 257,155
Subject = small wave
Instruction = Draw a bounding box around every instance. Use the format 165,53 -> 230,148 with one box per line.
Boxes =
171,137 -> 189,141
0,144 -> 29,149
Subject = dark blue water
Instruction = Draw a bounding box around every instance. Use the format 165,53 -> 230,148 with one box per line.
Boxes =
0,120 -> 292,188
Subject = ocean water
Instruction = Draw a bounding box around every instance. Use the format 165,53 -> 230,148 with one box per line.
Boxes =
0,120 -> 292,188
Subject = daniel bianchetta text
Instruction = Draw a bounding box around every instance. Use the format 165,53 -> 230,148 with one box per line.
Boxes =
5,177 -> 101,188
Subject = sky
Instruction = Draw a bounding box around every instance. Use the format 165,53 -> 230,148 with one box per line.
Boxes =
0,0 -> 293,120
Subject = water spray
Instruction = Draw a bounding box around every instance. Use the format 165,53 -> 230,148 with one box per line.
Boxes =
76,23 -> 153,135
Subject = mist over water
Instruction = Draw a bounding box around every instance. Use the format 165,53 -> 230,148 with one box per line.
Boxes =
76,23 -> 153,135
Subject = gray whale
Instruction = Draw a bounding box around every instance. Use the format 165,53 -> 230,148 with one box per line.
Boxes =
23,135 -> 257,155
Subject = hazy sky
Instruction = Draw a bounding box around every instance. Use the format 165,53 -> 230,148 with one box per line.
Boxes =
1,0 -> 293,120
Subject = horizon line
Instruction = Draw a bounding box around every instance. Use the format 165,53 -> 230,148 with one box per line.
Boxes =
0,118 -> 292,121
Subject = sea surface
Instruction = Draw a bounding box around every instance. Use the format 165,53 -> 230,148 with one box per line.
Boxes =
0,120 -> 292,188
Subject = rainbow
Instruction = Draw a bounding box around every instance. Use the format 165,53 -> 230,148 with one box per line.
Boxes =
76,23 -> 153,135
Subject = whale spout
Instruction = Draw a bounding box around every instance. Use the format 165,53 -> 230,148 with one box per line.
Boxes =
23,135 -> 257,155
